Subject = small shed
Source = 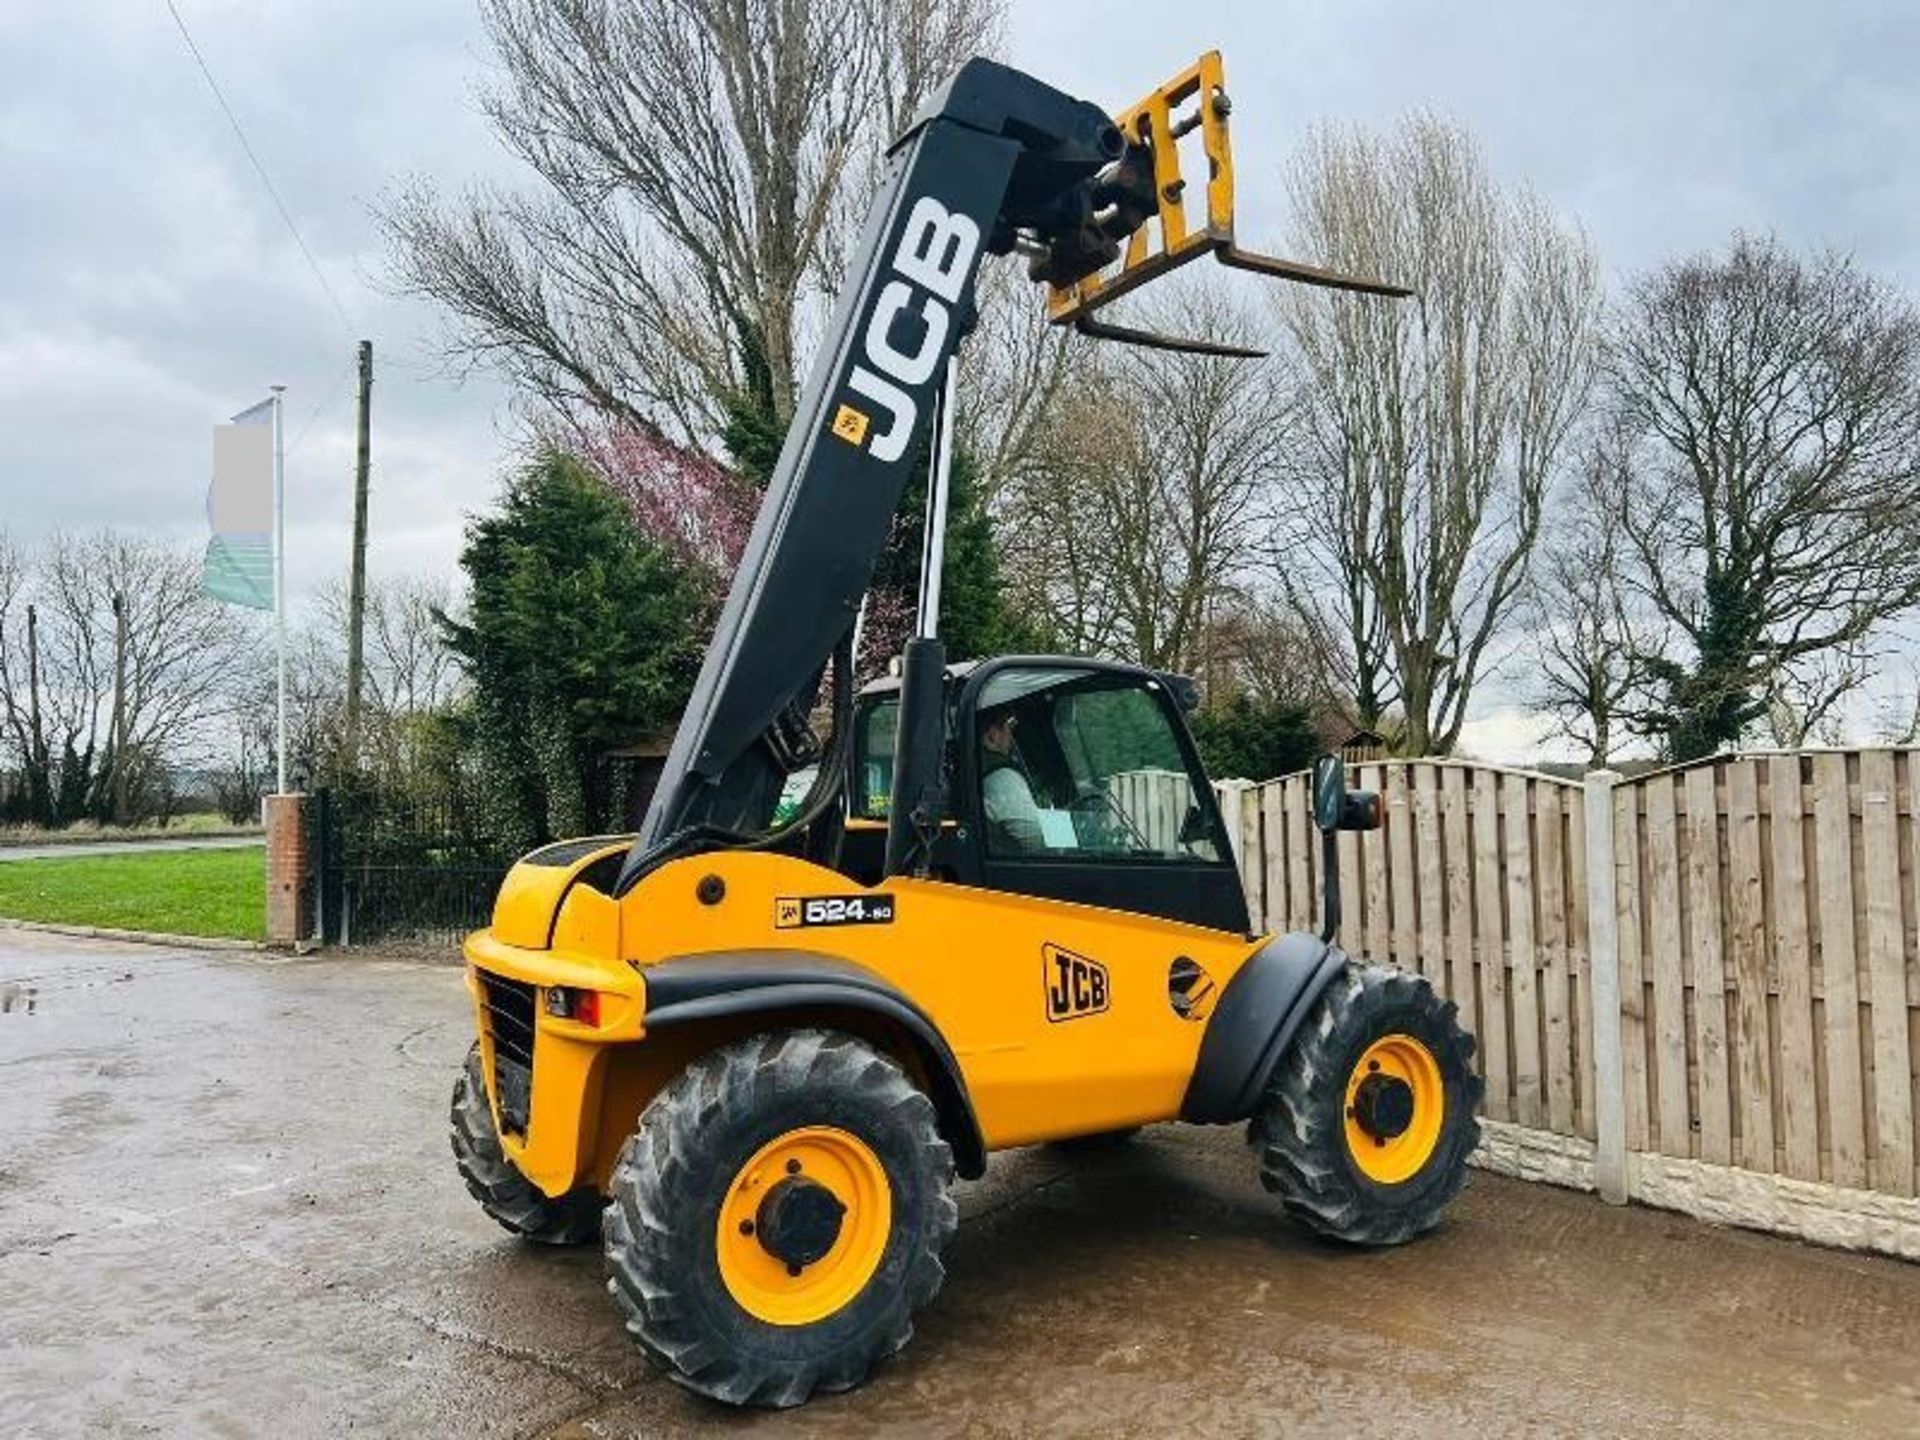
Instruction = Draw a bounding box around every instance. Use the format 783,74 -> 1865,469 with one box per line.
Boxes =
1338,728 -> 1390,764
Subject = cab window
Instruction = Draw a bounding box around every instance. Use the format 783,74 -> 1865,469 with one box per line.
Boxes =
974,671 -> 1223,863
850,696 -> 898,820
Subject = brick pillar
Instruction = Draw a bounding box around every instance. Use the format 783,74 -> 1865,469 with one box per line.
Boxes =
264,793 -> 309,947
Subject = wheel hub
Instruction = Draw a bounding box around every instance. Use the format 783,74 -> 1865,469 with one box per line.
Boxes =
1342,1033 -> 1447,1185
1350,1073 -> 1416,1141
754,1175 -> 846,1269
715,1125 -> 893,1326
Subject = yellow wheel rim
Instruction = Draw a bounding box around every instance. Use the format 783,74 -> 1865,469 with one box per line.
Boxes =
715,1126 -> 893,1326
1344,1034 -> 1445,1185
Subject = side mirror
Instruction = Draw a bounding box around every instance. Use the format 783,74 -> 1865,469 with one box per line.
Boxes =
1311,752 -> 1382,834
1311,754 -> 1345,833
1309,753 -> 1382,945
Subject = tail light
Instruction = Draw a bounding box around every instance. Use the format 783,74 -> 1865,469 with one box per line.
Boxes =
543,985 -> 603,1027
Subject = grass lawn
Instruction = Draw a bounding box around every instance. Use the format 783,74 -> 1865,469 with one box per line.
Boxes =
0,846 -> 264,941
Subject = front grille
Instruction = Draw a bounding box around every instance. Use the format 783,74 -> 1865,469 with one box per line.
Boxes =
477,971 -> 536,1134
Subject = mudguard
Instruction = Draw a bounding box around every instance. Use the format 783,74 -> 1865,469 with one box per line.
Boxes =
640,951 -> 987,1178
1181,931 -> 1349,1123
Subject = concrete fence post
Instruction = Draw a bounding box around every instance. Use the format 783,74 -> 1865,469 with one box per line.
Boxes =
264,793 -> 308,948
1584,769 -> 1629,1204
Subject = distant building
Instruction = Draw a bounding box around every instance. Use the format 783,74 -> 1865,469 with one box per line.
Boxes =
1338,728 -> 1390,764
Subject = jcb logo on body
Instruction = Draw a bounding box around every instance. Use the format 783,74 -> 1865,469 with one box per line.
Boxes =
1043,943 -> 1109,1022
829,196 -> 981,463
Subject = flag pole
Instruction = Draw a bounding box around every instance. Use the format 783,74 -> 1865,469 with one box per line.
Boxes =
271,384 -> 287,795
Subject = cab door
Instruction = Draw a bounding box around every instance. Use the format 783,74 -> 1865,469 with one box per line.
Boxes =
952,661 -> 1250,935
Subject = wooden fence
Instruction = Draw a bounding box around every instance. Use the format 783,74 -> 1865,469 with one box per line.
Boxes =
1213,751 -> 1920,1253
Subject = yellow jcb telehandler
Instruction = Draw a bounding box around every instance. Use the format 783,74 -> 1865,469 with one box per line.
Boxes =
451,51 -> 1481,1407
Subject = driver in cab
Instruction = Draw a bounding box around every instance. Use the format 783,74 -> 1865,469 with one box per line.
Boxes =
979,708 -> 1045,851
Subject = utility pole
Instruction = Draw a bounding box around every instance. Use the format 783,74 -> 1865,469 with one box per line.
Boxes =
344,339 -> 373,767
111,591 -> 128,824
25,602 -> 44,823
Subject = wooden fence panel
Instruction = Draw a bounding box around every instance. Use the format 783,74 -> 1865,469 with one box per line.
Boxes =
1224,750 -> 1919,1211
1360,764 -> 1390,967
1812,752 -> 1868,1188
1473,767 -> 1511,1122
1684,764 -> 1733,1165
1387,767 -> 1417,973
1257,779 -> 1286,934
1537,783 -> 1574,1135
1724,757 -> 1774,1173
1768,756 -> 1822,1181
1413,767 -> 1445,992
1503,771 -> 1544,1126
1338,822 -> 1363,962
1644,773 -> 1691,1158
1443,766 -> 1477,1042
1285,773 -> 1312,934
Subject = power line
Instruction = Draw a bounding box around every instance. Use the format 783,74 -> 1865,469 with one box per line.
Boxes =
286,355 -> 357,459
161,0 -> 356,335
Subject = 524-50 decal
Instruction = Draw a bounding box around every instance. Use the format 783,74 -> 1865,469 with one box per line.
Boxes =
774,895 -> 898,929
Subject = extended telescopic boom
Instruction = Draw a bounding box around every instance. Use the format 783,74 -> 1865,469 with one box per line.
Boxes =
615,54 -> 1402,895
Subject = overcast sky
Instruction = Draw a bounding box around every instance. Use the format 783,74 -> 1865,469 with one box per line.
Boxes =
3,2 -> 1917,756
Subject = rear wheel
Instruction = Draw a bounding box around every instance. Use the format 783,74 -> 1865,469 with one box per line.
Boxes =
1251,963 -> 1481,1246
449,1044 -> 603,1245
604,1030 -> 957,1407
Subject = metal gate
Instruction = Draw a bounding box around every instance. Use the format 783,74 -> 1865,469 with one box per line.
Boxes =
308,786 -> 515,947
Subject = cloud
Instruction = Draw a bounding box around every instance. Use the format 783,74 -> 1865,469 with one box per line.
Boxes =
0,0 -> 516,608
4,0 -> 1917,743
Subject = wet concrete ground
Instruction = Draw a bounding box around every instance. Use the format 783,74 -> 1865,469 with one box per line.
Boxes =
5,930 -> 1919,1439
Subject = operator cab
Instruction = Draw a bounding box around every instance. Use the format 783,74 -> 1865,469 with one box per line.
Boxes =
840,657 -> 1247,934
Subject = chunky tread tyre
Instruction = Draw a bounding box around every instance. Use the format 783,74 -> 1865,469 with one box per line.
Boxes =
604,1029 -> 957,1408
1251,963 -> 1482,1246
450,1044 -> 603,1245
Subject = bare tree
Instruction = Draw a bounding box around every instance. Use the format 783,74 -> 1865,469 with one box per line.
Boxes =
383,0 -> 1000,443
956,259 -> 1082,507
1604,235 -> 1920,759
290,575 -> 467,786
1267,406 -> 1401,738
0,532 -> 261,823
1529,440 -> 1650,768
0,532 -> 46,819
1763,642 -> 1872,749
1277,115 -> 1599,754
1000,284 -> 1286,677
366,578 -> 465,717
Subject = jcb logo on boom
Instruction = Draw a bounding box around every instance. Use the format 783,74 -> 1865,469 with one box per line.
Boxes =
1043,944 -> 1110,1023
829,197 -> 981,463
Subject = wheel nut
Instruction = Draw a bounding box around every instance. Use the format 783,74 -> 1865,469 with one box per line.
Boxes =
787,1263 -> 803,1277
785,1158 -> 801,1175
739,1219 -> 754,1236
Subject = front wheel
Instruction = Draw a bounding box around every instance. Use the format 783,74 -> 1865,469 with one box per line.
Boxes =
604,1030 -> 957,1407
1251,963 -> 1481,1246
